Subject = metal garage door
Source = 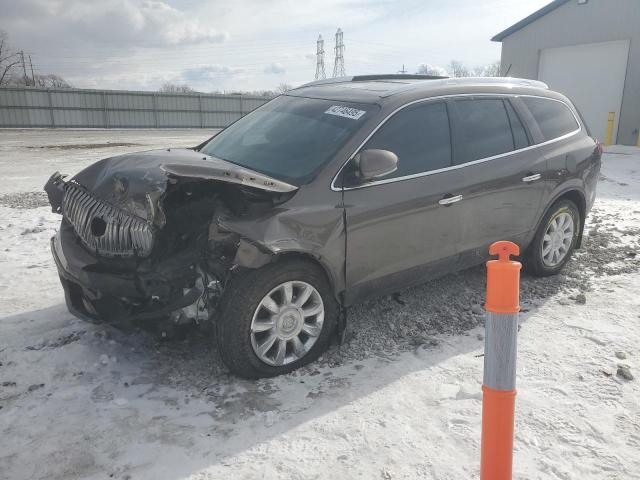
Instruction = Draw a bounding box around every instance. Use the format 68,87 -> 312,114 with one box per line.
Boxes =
538,40 -> 629,143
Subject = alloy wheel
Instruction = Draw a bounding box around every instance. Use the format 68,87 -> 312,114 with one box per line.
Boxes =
541,212 -> 574,267
250,281 -> 325,366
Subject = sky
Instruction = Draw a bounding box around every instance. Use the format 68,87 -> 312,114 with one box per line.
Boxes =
1,0 -> 551,92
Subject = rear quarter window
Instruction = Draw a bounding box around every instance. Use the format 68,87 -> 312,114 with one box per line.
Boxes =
521,97 -> 579,142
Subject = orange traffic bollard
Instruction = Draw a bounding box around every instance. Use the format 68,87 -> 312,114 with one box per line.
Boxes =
480,241 -> 521,480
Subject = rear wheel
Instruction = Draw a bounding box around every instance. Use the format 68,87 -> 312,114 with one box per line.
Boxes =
216,259 -> 338,378
526,199 -> 580,276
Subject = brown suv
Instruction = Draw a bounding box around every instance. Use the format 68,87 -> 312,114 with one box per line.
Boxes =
45,75 -> 601,378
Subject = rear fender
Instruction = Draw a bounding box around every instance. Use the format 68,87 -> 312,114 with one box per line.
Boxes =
530,185 -> 587,251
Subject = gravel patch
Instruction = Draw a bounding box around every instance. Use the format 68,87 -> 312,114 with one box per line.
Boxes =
0,191 -> 50,209
25,142 -> 142,150
328,228 -> 638,364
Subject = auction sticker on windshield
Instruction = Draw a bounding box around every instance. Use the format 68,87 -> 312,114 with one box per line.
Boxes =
325,105 -> 366,120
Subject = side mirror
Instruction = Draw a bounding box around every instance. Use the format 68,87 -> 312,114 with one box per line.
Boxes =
355,149 -> 398,180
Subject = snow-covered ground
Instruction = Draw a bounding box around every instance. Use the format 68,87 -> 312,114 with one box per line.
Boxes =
0,129 -> 639,480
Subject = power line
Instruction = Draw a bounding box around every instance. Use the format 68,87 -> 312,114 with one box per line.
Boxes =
332,28 -> 345,78
26,40 -> 313,61
32,41 -> 396,65
30,36 -> 315,54
315,35 -> 326,80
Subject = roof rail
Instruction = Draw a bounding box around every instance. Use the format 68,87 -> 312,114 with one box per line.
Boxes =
379,76 -> 549,98
295,74 -> 447,89
351,74 -> 447,81
294,75 -> 548,92
392,76 -> 549,91
440,77 -> 549,89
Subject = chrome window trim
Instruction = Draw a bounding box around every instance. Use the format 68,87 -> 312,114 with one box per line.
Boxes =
330,93 -> 582,192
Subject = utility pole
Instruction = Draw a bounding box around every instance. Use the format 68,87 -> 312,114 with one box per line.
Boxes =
398,64 -> 407,74
20,50 -> 28,86
315,35 -> 326,80
332,28 -> 345,78
28,55 -> 35,86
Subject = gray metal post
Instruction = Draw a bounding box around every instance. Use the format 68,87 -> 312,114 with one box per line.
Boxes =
47,89 -> 55,128
152,93 -> 158,128
102,91 -> 108,128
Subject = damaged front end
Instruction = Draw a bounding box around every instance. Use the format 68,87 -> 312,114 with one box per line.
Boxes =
45,148 -> 297,328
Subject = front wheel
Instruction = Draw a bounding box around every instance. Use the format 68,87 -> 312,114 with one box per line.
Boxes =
526,199 -> 581,276
216,259 -> 338,378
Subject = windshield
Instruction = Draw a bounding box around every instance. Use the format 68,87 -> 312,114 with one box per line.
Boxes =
200,95 -> 377,185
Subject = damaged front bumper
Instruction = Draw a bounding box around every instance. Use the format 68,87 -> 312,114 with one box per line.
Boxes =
51,220 -> 205,325
44,149 -> 298,326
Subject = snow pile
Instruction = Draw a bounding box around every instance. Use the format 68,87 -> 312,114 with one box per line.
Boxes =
0,130 -> 639,479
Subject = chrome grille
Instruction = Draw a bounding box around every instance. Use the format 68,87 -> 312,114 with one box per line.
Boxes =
62,182 -> 154,257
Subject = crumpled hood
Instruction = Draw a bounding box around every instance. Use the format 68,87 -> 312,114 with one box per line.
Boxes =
70,148 -> 297,226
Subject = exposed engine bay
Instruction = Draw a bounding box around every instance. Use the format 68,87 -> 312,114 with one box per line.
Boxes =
44,148 -> 300,331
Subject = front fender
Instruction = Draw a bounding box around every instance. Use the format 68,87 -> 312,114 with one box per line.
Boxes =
217,206 -> 346,297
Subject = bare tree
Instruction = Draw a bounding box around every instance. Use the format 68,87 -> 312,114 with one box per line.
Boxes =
0,31 -> 21,86
483,60 -> 502,77
473,60 -> 501,77
214,89 -> 276,97
160,83 -> 196,93
0,31 -> 72,88
34,74 -> 73,88
416,63 -> 448,77
275,83 -> 293,94
447,60 -> 471,78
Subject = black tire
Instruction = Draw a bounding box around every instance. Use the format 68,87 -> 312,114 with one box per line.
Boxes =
215,258 -> 338,379
526,199 -> 581,276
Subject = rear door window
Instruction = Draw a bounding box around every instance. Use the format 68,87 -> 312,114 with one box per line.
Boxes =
453,98 -> 515,164
521,97 -> 579,142
363,101 -> 452,178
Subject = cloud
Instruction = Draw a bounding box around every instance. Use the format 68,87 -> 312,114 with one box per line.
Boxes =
263,62 -> 286,75
182,65 -> 245,83
5,0 -> 227,47
2,0 -> 551,92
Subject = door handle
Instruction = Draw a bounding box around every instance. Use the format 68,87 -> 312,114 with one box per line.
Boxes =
522,173 -> 541,183
439,194 -> 463,205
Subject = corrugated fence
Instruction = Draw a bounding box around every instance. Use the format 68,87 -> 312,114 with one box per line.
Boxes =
0,87 -> 272,128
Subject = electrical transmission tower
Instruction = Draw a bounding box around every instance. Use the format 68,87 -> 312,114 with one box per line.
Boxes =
332,28 -> 345,77
315,35 -> 326,80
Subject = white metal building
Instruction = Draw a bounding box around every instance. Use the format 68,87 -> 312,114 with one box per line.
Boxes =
492,0 -> 640,146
